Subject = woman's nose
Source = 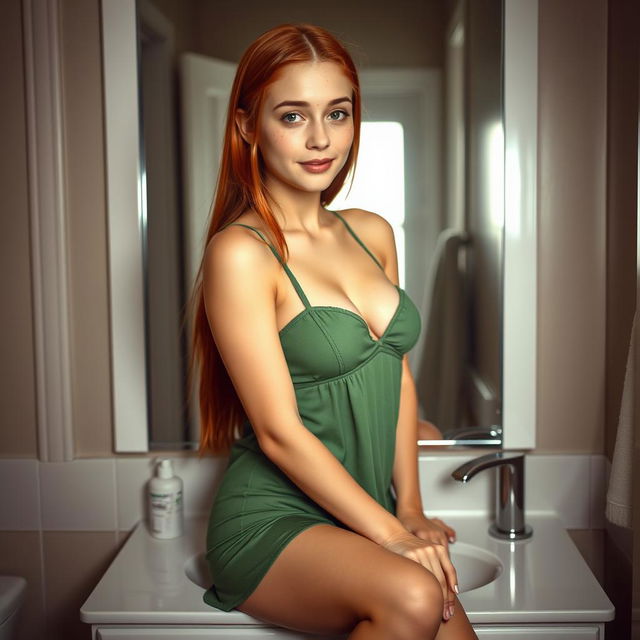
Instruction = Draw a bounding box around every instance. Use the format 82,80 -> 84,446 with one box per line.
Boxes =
306,119 -> 330,150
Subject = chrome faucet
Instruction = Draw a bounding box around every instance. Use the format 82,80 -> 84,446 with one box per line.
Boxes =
451,451 -> 533,541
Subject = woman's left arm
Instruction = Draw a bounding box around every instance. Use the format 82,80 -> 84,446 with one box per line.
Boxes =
358,208 -> 457,549
392,356 -> 424,519
392,359 -> 457,547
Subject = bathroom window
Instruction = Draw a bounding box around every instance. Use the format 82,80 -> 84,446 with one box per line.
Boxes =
332,121 -> 406,286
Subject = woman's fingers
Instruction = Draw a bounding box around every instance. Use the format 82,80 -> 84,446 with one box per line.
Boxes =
432,517 -> 457,543
427,550 -> 451,619
380,531 -> 459,620
445,588 -> 455,619
413,526 -> 449,552
436,547 -> 458,620
436,530 -> 450,552
416,545 -> 457,620
436,543 -> 459,597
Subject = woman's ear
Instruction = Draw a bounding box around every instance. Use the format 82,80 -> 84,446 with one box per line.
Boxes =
235,108 -> 254,145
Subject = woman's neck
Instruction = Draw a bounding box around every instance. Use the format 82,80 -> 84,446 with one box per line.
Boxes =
265,179 -> 326,235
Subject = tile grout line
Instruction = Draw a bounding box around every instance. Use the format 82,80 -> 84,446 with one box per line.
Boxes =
112,458 -> 120,534
589,454 -> 596,530
590,454 -> 597,529
36,460 -> 47,621
35,459 -> 43,532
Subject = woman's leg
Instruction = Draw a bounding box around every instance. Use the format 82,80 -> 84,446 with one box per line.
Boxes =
433,594 -> 477,640
235,523 -> 477,639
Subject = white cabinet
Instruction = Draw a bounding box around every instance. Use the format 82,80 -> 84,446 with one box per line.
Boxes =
93,623 -> 605,639
474,625 -> 604,639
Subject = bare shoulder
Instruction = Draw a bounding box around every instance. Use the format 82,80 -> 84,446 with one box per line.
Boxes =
336,207 -> 397,267
203,221 -> 279,293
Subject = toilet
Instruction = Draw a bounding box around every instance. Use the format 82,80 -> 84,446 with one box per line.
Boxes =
0,577 -> 27,640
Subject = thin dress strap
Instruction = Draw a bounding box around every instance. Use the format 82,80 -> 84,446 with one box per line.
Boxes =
220,222 -> 311,309
327,210 -> 385,272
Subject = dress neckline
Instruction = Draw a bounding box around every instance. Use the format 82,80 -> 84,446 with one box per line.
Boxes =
279,285 -> 405,345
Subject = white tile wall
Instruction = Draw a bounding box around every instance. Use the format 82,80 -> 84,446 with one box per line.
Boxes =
115,458 -> 156,531
417,453 -> 601,530
39,459 -> 117,530
0,458 -> 40,530
525,454 -> 589,525
168,456 -> 229,517
415,454 -> 496,516
0,453 -> 606,531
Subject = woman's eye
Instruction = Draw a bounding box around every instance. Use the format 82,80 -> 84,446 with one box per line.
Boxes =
281,112 -> 301,123
328,109 -> 349,121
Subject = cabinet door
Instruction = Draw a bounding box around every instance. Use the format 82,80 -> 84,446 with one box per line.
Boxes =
96,624 -> 602,640
474,625 -> 601,639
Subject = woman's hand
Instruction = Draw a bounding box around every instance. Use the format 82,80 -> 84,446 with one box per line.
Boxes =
398,511 -> 457,550
381,529 -> 459,621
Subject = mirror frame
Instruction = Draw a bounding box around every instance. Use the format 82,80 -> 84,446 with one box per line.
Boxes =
101,0 -> 537,453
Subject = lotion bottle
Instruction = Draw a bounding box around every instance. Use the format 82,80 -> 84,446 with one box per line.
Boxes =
148,458 -> 184,539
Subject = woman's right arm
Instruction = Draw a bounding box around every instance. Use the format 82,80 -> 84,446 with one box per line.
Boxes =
203,228 -> 458,612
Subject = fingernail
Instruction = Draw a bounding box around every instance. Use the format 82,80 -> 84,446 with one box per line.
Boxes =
449,605 -> 455,617
444,609 -> 450,620
454,584 -> 459,594
449,536 -> 455,543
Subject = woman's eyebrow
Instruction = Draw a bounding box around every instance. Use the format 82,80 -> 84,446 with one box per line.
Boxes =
272,96 -> 352,111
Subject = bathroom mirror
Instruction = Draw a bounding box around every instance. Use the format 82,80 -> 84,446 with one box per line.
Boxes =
101,0 -> 537,452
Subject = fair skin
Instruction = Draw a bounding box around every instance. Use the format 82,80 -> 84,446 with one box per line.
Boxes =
203,60 -> 477,639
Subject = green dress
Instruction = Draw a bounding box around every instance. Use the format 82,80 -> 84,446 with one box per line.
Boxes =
203,209 -> 422,611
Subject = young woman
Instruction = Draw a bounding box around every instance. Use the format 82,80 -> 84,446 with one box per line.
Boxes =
189,23 -> 478,640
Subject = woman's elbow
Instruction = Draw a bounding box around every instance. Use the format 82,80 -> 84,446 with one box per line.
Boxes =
252,416 -> 301,460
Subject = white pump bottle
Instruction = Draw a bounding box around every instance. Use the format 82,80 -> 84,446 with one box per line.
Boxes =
148,458 -> 184,539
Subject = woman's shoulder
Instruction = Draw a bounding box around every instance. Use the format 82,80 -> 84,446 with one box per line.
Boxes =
204,214 -> 278,281
334,207 -> 396,263
335,207 -> 394,238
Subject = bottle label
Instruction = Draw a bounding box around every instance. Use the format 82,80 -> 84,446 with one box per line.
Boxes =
150,489 -> 183,534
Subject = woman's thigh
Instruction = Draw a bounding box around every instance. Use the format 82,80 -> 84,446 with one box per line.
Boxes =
235,523 -> 445,636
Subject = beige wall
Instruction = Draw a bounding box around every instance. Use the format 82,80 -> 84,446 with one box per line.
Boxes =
190,0 -> 445,68
536,0 -> 608,454
61,0 -> 114,457
604,0 -> 639,462
0,0 -> 37,457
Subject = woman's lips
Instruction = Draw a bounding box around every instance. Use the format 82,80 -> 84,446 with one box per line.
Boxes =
299,158 -> 334,173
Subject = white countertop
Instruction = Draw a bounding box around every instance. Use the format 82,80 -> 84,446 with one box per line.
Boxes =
80,513 -> 614,626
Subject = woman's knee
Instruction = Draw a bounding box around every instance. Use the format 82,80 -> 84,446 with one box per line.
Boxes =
379,563 -> 444,633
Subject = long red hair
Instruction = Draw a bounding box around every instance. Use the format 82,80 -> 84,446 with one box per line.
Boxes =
187,23 -> 362,456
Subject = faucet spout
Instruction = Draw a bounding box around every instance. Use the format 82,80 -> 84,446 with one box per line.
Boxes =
452,451 -> 533,541
452,451 -> 523,483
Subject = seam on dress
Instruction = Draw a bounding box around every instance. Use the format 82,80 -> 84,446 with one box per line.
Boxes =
308,309 -> 345,373
294,346 -> 402,390
239,464 -> 257,534
278,308 -> 313,337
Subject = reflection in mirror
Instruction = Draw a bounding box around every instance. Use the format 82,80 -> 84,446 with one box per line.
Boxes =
135,0 -> 504,450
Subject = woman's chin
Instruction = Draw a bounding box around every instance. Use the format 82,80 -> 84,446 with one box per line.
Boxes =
274,175 -> 340,197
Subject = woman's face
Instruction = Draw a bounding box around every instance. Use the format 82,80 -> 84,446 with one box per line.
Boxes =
249,61 -> 355,197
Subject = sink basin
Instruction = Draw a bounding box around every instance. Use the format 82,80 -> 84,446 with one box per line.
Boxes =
448,542 -> 503,592
185,542 -> 502,594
